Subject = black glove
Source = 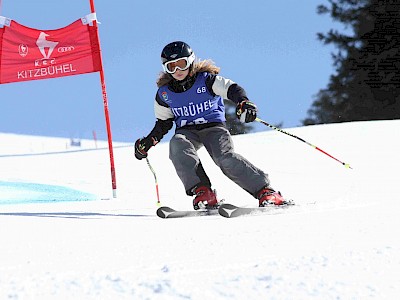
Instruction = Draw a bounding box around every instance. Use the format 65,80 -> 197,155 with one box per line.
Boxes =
134,136 -> 158,160
236,100 -> 258,123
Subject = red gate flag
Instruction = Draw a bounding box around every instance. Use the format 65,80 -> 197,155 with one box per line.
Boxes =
0,5 -> 118,198
0,16 -> 101,84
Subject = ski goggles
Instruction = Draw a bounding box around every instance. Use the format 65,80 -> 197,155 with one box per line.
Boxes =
162,53 -> 195,74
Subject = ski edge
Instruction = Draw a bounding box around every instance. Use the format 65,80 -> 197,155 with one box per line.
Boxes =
218,202 -> 295,218
156,206 -> 219,219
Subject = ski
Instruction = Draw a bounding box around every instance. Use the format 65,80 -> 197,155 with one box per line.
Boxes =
157,200 -> 296,219
218,202 -> 295,218
156,206 -> 219,219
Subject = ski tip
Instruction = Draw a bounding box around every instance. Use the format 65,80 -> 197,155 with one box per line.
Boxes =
218,204 -> 239,218
156,206 -> 175,218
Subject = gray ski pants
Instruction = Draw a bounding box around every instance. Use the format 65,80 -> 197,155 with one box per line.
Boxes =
169,125 -> 270,197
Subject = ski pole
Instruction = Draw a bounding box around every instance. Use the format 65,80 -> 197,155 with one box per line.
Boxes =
145,157 -> 161,205
255,118 -> 352,169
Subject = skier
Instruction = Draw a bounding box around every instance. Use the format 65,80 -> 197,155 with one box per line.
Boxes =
134,41 -> 287,210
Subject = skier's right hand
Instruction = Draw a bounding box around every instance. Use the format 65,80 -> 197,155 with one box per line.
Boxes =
134,137 -> 158,160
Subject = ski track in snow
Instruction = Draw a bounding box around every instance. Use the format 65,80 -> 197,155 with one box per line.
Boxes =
1,120 -> 400,299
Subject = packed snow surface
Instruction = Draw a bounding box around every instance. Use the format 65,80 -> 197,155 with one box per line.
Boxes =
1,120 -> 399,299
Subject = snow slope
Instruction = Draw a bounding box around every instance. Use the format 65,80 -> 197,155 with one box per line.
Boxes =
0,120 -> 399,299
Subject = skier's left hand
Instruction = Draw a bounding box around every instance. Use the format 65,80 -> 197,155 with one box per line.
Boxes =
236,100 -> 258,123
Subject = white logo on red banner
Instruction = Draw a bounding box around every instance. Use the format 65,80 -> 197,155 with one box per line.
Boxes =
36,32 -> 59,59
18,44 -> 29,57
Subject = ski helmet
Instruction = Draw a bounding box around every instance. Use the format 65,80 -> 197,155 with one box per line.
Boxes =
161,41 -> 195,73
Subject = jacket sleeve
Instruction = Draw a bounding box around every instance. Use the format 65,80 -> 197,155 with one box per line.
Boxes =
206,74 -> 249,104
146,92 -> 174,142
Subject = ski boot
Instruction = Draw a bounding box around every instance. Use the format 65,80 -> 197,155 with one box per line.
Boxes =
193,186 -> 220,210
257,187 -> 287,206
